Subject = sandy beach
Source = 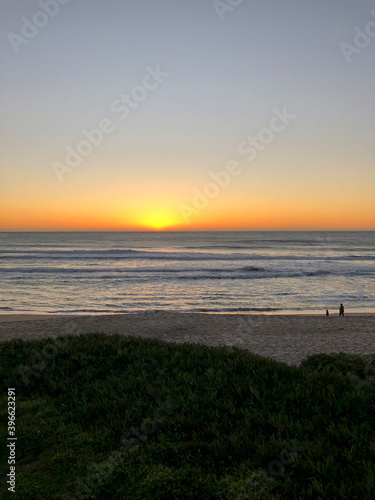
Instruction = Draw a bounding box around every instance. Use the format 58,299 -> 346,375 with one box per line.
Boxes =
0,312 -> 374,366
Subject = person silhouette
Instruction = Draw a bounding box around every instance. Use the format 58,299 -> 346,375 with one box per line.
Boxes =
339,303 -> 344,317
326,309 -> 329,316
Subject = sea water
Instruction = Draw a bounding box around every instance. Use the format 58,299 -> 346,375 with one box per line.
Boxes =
0,231 -> 374,314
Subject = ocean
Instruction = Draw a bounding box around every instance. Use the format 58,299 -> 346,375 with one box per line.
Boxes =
0,231 -> 374,315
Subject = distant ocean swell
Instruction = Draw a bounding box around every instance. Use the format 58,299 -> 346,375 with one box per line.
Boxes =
1,249 -> 375,261
0,267 -> 373,280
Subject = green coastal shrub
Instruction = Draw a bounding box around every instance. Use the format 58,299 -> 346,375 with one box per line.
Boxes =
0,333 -> 374,499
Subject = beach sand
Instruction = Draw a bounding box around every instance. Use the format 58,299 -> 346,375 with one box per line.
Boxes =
1,312 -> 374,365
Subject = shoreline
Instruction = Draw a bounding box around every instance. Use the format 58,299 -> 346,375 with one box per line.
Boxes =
1,310 -> 374,323
0,311 -> 374,366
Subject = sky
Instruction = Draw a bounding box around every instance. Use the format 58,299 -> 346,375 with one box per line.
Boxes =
1,0 -> 374,231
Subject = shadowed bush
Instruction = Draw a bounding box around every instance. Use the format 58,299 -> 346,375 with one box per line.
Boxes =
0,333 -> 374,499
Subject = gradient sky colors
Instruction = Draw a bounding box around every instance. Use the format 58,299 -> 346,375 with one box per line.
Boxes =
1,0 -> 374,231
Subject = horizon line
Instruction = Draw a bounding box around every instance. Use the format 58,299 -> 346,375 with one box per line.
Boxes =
1,229 -> 374,233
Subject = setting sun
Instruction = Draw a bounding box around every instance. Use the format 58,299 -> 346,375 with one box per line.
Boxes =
142,212 -> 178,230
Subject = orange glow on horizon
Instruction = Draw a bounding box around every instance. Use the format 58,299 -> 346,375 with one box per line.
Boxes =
0,187 -> 374,231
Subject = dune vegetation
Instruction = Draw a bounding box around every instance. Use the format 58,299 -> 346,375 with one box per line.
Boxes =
1,333 -> 374,499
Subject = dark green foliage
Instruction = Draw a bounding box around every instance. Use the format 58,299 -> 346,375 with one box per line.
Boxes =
300,352 -> 375,379
0,333 -> 374,499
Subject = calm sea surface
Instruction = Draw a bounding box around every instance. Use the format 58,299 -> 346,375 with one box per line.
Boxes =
0,231 -> 374,314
